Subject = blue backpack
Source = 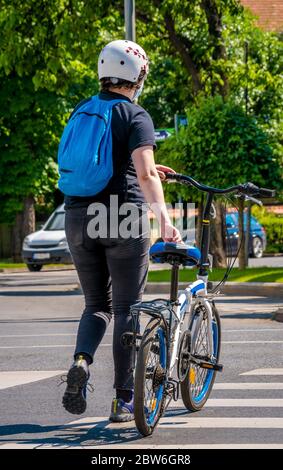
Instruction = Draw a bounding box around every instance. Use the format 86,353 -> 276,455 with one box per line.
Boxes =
58,95 -> 127,196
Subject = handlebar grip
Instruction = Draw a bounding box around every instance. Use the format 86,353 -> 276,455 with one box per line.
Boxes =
240,182 -> 275,198
257,187 -> 276,198
165,172 -> 178,180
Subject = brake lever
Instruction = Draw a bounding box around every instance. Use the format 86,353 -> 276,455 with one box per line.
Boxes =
234,194 -> 263,206
244,195 -> 263,206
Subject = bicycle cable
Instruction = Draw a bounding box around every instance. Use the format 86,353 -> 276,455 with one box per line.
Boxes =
211,194 -> 244,294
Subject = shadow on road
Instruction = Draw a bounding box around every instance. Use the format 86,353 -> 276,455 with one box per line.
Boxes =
0,290 -> 80,297
0,419 -> 144,447
220,313 -> 273,319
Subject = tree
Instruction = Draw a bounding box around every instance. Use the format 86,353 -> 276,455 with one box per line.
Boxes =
134,0 -> 282,266
156,95 -> 282,266
0,0 -> 122,259
1,0 -> 282,264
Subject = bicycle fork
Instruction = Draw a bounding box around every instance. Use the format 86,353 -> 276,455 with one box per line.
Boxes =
189,298 -> 223,372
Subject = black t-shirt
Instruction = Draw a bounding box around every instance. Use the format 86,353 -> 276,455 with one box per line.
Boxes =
64,90 -> 156,208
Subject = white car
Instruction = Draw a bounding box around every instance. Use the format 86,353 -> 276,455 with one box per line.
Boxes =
22,205 -> 72,271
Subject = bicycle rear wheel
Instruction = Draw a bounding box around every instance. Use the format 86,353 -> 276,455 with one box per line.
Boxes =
134,318 -> 167,436
181,302 -> 221,411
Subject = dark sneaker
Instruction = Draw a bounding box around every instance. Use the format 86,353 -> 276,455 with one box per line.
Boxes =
62,355 -> 90,415
109,398 -> 134,422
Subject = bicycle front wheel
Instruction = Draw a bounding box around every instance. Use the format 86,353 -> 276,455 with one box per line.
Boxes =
134,319 -> 167,436
181,302 -> 221,411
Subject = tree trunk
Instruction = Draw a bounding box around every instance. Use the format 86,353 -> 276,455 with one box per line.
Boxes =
210,201 -> 227,268
12,196 -> 35,262
23,196 -> 35,237
238,197 -> 247,269
12,212 -> 23,262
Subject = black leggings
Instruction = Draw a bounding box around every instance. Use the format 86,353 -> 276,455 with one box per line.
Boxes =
65,205 -> 150,391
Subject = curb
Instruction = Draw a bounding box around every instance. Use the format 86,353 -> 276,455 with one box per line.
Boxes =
144,282 -> 283,299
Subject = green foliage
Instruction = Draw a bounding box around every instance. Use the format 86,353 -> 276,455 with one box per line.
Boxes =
0,0 -> 123,223
0,0 -> 282,227
156,95 -> 282,202
252,206 -> 283,253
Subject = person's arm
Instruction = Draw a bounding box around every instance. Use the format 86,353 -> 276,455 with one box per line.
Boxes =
132,145 -> 182,242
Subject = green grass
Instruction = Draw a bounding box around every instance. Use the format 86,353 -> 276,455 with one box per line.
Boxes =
0,259 -> 71,270
0,261 -> 26,269
148,267 -> 283,283
1,259 -> 282,282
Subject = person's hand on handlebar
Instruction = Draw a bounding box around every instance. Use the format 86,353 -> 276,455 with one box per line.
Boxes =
155,164 -> 176,182
161,221 -> 183,243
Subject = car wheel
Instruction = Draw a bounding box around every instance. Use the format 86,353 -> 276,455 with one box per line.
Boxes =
27,264 -> 43,272
251,237 -> 263,258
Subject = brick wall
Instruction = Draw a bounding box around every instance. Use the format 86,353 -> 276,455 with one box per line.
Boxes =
241,0 -> 283,31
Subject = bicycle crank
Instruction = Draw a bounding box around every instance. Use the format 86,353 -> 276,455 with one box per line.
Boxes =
177,330 -> 191,381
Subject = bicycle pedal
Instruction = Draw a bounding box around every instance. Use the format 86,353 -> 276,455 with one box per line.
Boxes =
199,361 -> 223,372
120,332 -> 142,348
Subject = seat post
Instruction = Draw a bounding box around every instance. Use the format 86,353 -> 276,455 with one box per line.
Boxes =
170,260 -> 180,302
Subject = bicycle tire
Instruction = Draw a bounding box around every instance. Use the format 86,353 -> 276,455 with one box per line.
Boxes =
180,302 -> 221,411
134,318 -> 167,436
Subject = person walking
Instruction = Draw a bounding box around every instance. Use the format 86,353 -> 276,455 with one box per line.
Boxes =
58,40 -> 181,422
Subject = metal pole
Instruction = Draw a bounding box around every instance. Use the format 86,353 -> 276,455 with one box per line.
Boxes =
124,0 -> 136,42
244,41 -> 250,266
244,41 -> 249,115
245,200 -> 251,266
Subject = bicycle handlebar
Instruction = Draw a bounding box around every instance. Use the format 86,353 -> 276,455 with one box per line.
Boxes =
165,173 -> 275,198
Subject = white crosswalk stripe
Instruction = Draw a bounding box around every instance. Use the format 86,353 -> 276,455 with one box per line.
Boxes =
66,416 -> 283,429
1,367 -> 283,448
213,382 -> 283,390
1,443 -> 283,449
171,398 -> 283,407
240,368 -> 283,375
0,370 -> 65,390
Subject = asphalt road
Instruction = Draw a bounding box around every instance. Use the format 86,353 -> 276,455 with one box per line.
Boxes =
0,271 -> 282,449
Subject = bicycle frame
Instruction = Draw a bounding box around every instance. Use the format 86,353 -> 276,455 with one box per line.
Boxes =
166,189 -> 216,374
130,189 -> 217,379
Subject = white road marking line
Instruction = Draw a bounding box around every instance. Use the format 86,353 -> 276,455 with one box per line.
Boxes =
0,344 -> 111,349
2,443 -> 283,449
67,416 -> 283,429
171,399 -> 283,408
222,341 -> 283,344
0,371 -> 65,390
223,329 -> 283,332
241,369 -> 283,376
0,333 -> 113,338
0,340 -> 281,346
213,382 -> 283,390
0,334 -> 76,337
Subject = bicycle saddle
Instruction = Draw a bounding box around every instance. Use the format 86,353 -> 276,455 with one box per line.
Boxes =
150,242 -> 201,266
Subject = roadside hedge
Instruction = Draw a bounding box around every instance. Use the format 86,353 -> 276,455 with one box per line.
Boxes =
252,207 -> 283,253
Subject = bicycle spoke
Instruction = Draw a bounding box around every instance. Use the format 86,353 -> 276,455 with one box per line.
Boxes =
144,335 -> 161,415
190,313 -> 210,399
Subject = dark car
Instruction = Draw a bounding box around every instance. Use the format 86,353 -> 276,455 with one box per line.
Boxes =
180,211 -> 266,258
225,212 -> 266,258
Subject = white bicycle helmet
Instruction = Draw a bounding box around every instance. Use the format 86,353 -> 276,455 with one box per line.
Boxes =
98,40 -> 149,83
